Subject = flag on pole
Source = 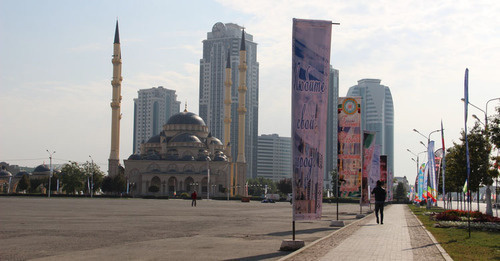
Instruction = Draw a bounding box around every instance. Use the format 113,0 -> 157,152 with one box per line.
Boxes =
441,120 -> 446,204
463,179 -> 468,194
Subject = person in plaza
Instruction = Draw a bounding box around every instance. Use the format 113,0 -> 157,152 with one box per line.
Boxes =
371,180 -> 386,224
191,190 -> 197,207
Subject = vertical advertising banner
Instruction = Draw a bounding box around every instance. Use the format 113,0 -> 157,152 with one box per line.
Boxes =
418,163 -> 426,202
338,97 -> 362,198
362,131 -> 376,204
292,18 -> 331,221
427,141 -> 436,202
380,155 -> 388,187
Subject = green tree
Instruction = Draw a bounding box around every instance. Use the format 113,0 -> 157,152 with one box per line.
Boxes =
276,178 -> 292,195
82,161 -> 105,194
246,177 -> 276,196
443,124 -> 490,194
395,182 -> 406,202
29,179 -> 44,193
60,161 -> 86,195
17,174 -> 30,192
102,171 -> 127,195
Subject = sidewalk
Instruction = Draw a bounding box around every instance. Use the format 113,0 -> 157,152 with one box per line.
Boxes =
319,204 -> 413,260
312,204 -> 451,261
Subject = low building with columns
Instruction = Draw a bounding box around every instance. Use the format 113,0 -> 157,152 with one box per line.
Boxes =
124,110 -> 245,197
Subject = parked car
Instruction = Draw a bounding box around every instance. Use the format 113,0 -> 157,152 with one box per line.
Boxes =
261,198 -> 275,203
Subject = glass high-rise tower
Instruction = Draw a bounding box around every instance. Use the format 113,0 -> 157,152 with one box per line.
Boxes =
133,86 -> 181,154
325,67 -> 339,190
347,79 -> 394,176
199,22 -> 259,178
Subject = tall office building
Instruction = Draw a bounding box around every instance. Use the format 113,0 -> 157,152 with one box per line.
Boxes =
133,86 -> 181,154
199,22 -> 259,178
257,134 -> 292,182
324,67 -> 339,190
347,79 -> 394,176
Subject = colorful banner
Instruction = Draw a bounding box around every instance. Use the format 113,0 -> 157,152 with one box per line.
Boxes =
338,97 -> 362,198
292,18 -> 331,221
464,68 -> 471,200
428,141 -> 436,202
362,131 -> 376,204
380,155 -> 387,186
418,163 -> 426,202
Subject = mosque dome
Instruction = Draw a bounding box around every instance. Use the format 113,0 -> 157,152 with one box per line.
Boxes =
210,137 -> 223,145
146,135 -> 161,144
171,133 -> 202,143
15,171 -> 30,178
167,111 -> 206,126
0,169 -> 12,177
128,154 -> 142,160
34,165 -> 50,173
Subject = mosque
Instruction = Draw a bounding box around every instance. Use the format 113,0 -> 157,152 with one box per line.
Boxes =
118,22 -> 248,197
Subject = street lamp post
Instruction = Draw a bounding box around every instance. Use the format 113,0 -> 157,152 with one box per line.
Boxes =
463,97 -> 500,216
46,150 -> 56,198
413,129 -> 440,209
89,155 -> 94,198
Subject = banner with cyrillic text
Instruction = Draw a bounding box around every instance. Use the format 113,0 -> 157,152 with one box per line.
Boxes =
292,18 -> 331,221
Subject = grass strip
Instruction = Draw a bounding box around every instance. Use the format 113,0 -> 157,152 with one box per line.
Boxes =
408,204 -> 500,260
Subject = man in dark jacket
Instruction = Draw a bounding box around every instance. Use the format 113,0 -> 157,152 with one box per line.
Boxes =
371,180 -> 386,224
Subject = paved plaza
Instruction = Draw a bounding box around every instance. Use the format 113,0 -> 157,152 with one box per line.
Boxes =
0,197 -> 366,260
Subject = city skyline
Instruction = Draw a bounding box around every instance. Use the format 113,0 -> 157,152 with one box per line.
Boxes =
1,1 -> 500,185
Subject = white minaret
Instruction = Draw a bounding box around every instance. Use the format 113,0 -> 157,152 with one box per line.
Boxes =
223,49 -> 232,159
109,20 -> 122,177
237,29 -> 247,164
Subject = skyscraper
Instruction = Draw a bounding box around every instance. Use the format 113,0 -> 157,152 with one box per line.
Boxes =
133,86 -> 181,154
347,79 -> 394,176
199,22 -> 259,178
324,67 -> 339,190
256,134 -> 292,182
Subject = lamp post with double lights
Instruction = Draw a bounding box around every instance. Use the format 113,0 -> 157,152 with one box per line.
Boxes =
462,97 -> 500,216
413,129 -> 441,209
46,150 -> 55,198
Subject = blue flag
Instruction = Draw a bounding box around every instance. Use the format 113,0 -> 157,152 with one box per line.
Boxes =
464,69 -> 470,197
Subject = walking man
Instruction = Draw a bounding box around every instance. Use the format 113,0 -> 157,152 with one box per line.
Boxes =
371,180 -> 386,224
191,190 -> 197,207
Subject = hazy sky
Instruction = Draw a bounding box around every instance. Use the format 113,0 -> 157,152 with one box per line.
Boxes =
1,0 -> 499,184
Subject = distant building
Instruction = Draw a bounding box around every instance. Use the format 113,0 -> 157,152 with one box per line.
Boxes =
347,79 -> 394,175
324,67 -> 339,190
257,134 -> 292,182
133,86 -> 181,154
199,22 -> 259,178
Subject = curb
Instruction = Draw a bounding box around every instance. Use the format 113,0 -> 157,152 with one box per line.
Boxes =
277,209 -> 375,261
409,207 -> 454,261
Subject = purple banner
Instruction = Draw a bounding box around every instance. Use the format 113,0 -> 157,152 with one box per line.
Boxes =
292,18 -> 332,221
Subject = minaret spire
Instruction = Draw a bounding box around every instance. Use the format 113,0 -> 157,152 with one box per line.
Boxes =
109,20 -> 123,177
114,20 -> 120,44
223,49 -> 232,158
